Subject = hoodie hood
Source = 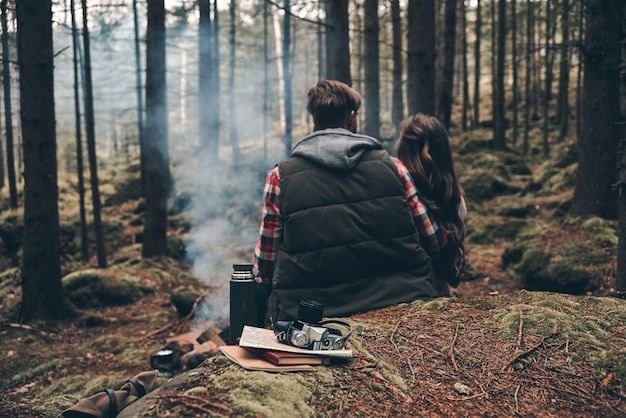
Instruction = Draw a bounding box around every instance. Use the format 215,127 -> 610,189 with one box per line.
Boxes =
291,128 -> 383,171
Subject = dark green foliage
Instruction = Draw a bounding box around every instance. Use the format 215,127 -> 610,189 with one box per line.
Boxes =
468,220 -> 529,244
62,270 -> 151,308
523,261 -> 592,295
0,214 -> 23,265
501,241 -> 532,269
456,136 -> 492,155
461,170 -> 521,201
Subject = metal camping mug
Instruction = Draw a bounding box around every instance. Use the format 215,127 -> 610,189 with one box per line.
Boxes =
229,263 -> 257,345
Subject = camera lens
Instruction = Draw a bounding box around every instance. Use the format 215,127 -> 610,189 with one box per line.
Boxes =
298,299 -> 324,324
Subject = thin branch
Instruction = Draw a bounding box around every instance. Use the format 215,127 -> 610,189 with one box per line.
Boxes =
450,322 -> 459,371
389,319 -> 401,353
501,331 -> 561,372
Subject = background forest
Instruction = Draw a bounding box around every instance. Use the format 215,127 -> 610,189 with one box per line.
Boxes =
0,0 -> 625,416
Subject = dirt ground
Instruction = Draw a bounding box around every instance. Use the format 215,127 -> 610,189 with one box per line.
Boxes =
0,227 -> 623,418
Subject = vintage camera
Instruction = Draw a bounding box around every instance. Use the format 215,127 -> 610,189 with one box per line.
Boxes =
273,300 -> 351,351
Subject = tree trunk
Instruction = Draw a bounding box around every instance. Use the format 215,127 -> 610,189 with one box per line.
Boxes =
576,0 -> 583,141
228,0 -> 239,159
391,0 -> 403,130
493,0 -> 506,150
461,0 -> 469,131
407,0 -> 436,115
531,0 -> 539,120
571,0 -> 622,219
490,0 -> 496,126
354,1 -> 363,95
557,0 -> 570,141
2,0 -> 16,208
363,0 -> 380,137
264,0 -> 269,160
523,0 -> 532,155
617,0 -> 626,294
16,0 -> 68,321
473,0 -> 481,128
70,0 -> 88,262
511,0 -> 518,146
81,0 -> 106,268
209,0 -> 220,157
142,0 -> 170,257
199,0 -> 215,161
283,0 -> 293,155
542,0 -> 552,158
328,0 -> 351,85
133,0 -> 145,186
437,0 -> 456,129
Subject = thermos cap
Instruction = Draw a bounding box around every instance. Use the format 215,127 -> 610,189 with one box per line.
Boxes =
232,263 -> 254,271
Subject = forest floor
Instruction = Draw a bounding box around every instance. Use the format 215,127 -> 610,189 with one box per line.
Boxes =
0,132 -> 623,417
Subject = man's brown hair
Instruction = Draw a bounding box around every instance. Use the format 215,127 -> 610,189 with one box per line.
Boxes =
306,80 -> 361,131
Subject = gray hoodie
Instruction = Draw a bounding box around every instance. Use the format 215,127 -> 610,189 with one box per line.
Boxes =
291,128 -> 383,171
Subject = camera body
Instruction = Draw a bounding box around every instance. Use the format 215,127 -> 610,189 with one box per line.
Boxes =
273,300 -> 347,351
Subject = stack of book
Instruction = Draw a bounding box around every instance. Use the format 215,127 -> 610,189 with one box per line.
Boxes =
220,325 -> 353,372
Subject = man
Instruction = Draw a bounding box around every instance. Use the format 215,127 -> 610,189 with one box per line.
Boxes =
254,80 -> 451,324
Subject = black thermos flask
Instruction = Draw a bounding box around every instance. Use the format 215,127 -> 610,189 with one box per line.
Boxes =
229,263 -> 257,345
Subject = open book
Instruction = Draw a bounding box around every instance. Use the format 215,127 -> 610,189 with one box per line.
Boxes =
238,325 -> 353,359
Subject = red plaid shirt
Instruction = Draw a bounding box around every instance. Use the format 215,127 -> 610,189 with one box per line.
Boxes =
253,157 -> 449,284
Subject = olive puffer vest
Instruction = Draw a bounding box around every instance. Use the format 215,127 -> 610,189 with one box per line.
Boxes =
267,148 -> 446,323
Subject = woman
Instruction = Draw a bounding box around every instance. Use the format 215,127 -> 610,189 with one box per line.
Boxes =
395,113 -> 466,288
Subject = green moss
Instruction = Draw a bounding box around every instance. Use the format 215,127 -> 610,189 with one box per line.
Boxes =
460,169 -> 519,202
492,302 -> 612,349
421,299 -> 449,311
471,153 -> 512,181
211,366 -> 318,417
554,243 -> 612,266
580,217 -> 618,247
537,163 -> 577,194
62,269 -> 147,307
589,350 -> 626,383
88,335 -> 128,354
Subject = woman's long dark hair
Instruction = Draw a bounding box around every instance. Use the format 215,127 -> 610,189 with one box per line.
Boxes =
395,113 -> 465,256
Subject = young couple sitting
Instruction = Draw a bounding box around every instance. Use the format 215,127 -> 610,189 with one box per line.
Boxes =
254,80 -> 466,324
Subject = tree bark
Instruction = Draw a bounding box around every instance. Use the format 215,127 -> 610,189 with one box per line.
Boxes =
557,0 -> 570,141
264,0 -> 270,161
493,0 -> 506,150
199,0 -> 215,161
2,0 -> 16,208
461,0 -> 469,131
228,0 -> 239,159
363,0 -> 380,137
571,0 -> 623,219
16,0 -> 68,321
391,0 -> 403,130
142,0 -> 170,257
437,0 -> 456,129
523,0 -> 532,155
473,0 -> 481,128
81,0 -> 107,268
511,0 -> 518,146
328,0 -> 351,85
617,0 -> 626,294
407,0 -> 436,115
542,0 -> 552,157
133,0 -> 146,186
70,0 -> 89,262
283,0 -> 293,155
